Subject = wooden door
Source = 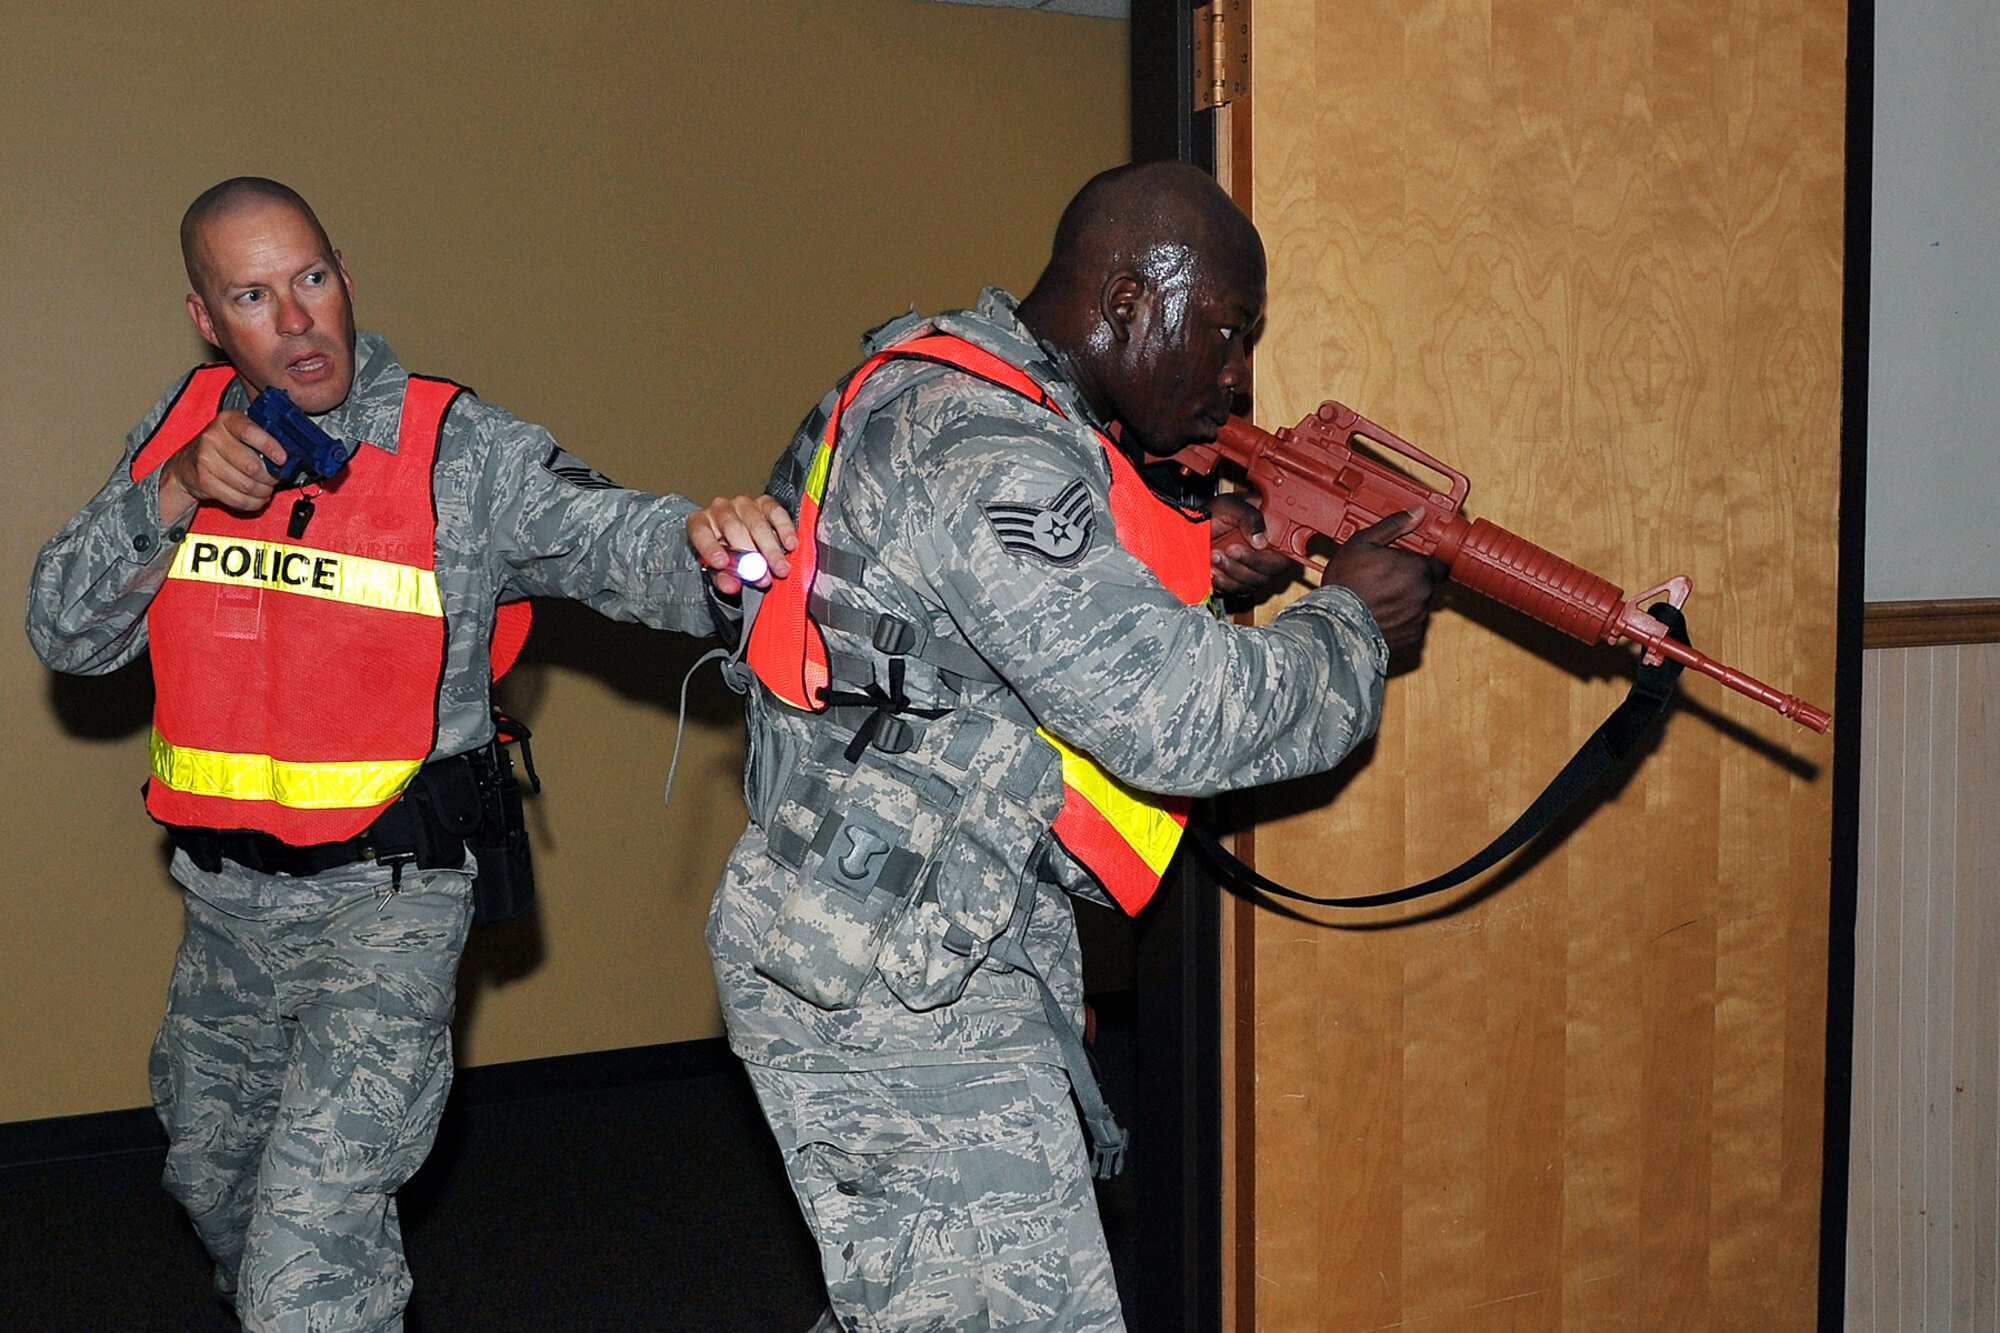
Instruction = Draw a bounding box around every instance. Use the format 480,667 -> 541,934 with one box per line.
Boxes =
1222,0 -> 1846,1327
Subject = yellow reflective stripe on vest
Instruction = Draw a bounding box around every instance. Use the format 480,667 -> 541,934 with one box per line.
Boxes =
149,729 -> 422,810
166,537 -> 443,618
1038,728 -> 1184,878
804,439 -> 834,504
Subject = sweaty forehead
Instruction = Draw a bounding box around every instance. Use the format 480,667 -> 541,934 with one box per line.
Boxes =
1211,226 -> 1265,293
1195,246 -> 1266,320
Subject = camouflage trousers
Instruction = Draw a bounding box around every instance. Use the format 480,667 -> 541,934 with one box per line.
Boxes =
149,857 -> 473,1333
746,1060 -> 1125,1332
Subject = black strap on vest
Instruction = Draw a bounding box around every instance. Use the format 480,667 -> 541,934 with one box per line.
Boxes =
1189,604 -> 1691,910
817,657 -> 952,762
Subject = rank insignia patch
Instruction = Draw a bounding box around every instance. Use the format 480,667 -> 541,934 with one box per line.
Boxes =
984,480 -> 1094,565
542,445 -> 619,490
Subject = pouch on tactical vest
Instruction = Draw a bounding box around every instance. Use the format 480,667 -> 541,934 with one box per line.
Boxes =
754,704 -> 1062,1011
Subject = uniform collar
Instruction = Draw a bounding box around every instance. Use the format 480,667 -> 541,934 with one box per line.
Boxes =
314,330 -> 408,455
926,288 -> 1118,440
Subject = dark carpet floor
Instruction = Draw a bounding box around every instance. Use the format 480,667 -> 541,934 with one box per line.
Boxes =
0,1007 -> 1135,1332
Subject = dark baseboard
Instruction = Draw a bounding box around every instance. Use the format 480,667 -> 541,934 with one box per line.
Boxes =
448,1036 -> 735,1107
0,1036 -> 736,1172
0,1106 -> 167,1170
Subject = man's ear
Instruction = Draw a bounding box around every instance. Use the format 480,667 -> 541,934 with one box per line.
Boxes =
335,249 -> 354,301
1100,271 -> 1147,346
185,292 -> 217,348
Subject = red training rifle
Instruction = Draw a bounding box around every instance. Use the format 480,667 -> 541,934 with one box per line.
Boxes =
1174,402 -> 1832,733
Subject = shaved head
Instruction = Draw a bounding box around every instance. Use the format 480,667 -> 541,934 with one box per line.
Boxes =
1018,162 -> 1266,456
181,177 -> 335,297
1031,160 -> 1262,306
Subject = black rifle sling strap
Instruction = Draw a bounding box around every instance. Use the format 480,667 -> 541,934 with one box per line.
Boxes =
1188,604 -> 1690,911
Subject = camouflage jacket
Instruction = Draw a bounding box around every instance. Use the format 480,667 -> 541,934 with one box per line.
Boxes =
28,332 -> 714,909
708,288 -> 1389,1073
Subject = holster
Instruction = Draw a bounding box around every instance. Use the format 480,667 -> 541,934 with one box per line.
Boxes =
464,711 -> 539,928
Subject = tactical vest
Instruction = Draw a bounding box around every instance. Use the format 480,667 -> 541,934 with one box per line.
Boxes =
131,364 -> 528,844
743,332 -> 1212,916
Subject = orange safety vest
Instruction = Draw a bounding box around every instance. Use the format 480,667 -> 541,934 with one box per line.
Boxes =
744,332 -> 1212,916
131,365 -> 530,844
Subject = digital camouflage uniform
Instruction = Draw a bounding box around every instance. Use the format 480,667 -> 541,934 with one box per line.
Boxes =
28,331 -> 716,1333
710,289 -> 1390,1332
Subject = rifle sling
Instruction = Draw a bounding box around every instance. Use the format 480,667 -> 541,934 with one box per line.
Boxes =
1188,603 -> 1690,910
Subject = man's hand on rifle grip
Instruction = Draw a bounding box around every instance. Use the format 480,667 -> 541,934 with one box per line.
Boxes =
1323,509 -> 1440,654
1208,492 -> 1297,599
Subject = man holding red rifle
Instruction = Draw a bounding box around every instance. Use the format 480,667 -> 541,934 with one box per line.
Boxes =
704,160 -> 1438,1331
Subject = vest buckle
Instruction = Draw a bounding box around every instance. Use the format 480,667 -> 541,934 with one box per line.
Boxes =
871,615 -> 920,657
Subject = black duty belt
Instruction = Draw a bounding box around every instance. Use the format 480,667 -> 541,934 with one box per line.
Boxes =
166,749 -> 487,884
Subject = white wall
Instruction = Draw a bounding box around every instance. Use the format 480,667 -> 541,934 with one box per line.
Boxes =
1866,0 -> 2000,601
1848,642 -> 2000,1328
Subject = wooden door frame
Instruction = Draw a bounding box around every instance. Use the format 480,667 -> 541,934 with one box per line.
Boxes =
1823,0 -> 1873,1323
1129,7 -> 1225,1333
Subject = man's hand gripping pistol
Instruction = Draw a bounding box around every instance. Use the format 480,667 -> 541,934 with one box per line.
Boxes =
248,387 -> 352,488
1172,402 -> 1832,733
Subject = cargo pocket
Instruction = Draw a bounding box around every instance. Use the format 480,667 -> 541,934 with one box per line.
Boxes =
794,1140 -> 980,1329
753,734 -> 961,1009
783,1069 -> 1054,1332
877,713 -> 1062,1011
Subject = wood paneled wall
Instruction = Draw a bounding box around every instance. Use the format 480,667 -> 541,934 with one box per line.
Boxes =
1233,0 -> 1845,1327
1850,643 -> 2000,1330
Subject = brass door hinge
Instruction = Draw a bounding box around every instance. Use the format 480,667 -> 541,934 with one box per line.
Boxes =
1194,0 -> 1249,110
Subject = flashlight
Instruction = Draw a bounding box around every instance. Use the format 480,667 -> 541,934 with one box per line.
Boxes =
732,550 -> 770,583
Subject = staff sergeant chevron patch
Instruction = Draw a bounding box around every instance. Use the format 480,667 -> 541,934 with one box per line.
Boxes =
983,479 -> 1095,565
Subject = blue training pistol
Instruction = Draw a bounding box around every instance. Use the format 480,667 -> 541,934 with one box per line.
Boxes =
247,387 -> 352,487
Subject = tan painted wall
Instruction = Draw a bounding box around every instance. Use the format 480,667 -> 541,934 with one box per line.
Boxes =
0,1 -> 1127,1123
